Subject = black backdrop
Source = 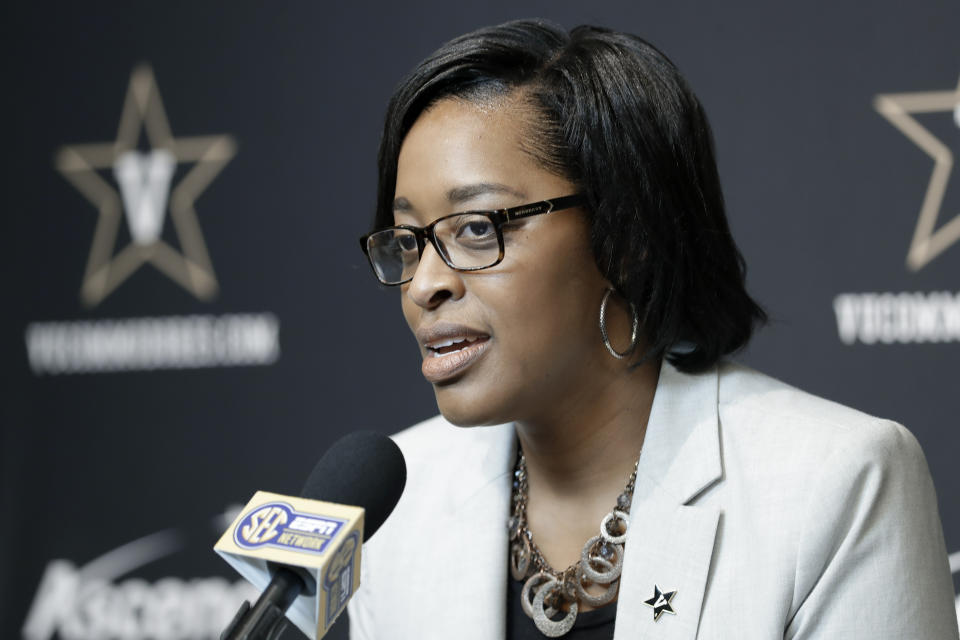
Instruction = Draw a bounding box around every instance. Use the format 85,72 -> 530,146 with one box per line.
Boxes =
3,2 -> 958,638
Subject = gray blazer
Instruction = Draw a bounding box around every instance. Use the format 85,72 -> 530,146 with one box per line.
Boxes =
348,362 -> 959,639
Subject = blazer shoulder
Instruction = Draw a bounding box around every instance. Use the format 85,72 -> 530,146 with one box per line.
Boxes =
714,361 -> 930,482
718,361 -> 902,433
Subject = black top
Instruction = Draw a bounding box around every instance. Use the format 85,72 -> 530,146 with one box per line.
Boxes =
506,577 -> 616,640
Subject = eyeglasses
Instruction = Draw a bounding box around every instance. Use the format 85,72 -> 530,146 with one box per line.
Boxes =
359,194 -> 586,285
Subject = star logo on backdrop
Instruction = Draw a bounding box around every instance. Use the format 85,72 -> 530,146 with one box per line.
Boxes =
874,76 -> 960,271
55,64 -> 236,306
642,584 -> 677,621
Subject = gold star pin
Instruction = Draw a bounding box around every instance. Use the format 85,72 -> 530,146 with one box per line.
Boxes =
874,76 -> 960,271
55,64 -> 236,306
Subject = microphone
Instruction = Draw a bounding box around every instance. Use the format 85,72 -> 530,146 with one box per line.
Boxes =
215,431 -> 406,640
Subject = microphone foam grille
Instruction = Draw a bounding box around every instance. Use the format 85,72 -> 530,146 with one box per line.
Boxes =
301,431 -> 406,541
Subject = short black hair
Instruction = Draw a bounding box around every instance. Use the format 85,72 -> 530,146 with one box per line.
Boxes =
374,19 -> 765,373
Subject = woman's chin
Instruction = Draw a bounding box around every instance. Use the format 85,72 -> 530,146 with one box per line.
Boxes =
434,387 -> 511,428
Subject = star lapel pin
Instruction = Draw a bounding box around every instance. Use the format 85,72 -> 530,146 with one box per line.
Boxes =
643,584 -> 677,621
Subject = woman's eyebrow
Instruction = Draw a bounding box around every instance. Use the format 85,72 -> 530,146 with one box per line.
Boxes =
446,183 -> 526,205
392,183 -> 526,212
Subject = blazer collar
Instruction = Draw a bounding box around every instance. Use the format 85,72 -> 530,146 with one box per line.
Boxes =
430,424 -> 515,640
449,422 -> 516,511
633,360 -> 722,507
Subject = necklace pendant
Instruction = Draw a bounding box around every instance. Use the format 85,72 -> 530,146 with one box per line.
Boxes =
558,573 -> 578,602
522,572 -> 558,619
575,560 -> 620,607
600,509 -> 630,544
532,577 -> 578,637
510,536 -> 533,581
581,535 -> 624,583
508,515 -> 521,540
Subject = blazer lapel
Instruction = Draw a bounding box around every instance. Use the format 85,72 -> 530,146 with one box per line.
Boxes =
614,363 -> 722,640
430,424 -> 516,640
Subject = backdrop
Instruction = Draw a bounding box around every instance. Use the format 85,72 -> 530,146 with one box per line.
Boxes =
3,2 -> 958,638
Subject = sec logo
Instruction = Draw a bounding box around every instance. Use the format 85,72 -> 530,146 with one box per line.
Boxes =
239,505 -> 289,544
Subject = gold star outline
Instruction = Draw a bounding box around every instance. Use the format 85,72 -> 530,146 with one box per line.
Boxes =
874,76 -> 960,271
55,64 -> 236,306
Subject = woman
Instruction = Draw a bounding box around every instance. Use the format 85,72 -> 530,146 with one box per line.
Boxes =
350,20 -> 958,639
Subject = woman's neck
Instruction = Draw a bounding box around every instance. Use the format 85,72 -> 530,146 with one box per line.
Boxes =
513,357 -> 660,570
516,358 -> 659,492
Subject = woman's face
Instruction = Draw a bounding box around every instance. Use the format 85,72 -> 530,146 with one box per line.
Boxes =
394,97 -> 613,426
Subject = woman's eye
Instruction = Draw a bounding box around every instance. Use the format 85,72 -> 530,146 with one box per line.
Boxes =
457,219 -> 495,239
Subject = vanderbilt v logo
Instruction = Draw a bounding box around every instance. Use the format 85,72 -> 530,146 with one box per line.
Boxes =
114,150 -> 176,245
55,65 -> 236,306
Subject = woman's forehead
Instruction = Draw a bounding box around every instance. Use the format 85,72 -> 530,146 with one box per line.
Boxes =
394,98 -> 549,210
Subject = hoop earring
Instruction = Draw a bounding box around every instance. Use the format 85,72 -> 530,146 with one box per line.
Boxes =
599,287 -> 639,360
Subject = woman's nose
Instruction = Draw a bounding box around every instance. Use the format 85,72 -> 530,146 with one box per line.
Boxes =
405,241 -> 465,309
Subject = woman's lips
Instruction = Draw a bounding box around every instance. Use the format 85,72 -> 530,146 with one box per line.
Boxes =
421,336 -> 491,383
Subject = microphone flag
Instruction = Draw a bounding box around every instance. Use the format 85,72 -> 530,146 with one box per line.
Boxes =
214,490 -> 364,638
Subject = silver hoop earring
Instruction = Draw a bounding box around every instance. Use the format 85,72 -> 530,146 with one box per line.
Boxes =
599,287 -> 639,359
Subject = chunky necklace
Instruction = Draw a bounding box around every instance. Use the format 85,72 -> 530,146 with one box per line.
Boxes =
508,449 -> 640,637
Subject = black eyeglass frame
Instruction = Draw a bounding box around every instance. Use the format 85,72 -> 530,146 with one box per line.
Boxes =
358,194 -> 587,286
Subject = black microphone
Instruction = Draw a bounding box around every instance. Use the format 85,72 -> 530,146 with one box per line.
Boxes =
220,431 -> 406,640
